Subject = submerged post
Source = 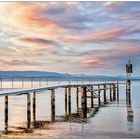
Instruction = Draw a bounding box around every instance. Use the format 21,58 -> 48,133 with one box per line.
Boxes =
98,85 -> 101,106
116,81 -> 119,102
81,86 -> 87,119
113,84 -> 116,101
33,91 -> 36,125
103,84 -> 107,104
126,80 -> 131,105
126,60 -> 133,105
64,87 -> 67,116
76,85 -> 79,113
4,96 -> 8,133
27,93 -> 31,130
91,85 -> 94,108
110,84 -> 112,101
68,86 -> 71,118
51,89 -> 55,122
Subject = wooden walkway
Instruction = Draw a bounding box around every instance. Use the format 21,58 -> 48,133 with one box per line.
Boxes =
0,81 -> 122,134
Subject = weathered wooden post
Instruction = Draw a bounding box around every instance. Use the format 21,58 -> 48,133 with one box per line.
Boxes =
33,91 -> 36,125
64,87 -> 67,116
103,84 -> 107,103
27,93 -> 31,130
109,84 -> 112,101
5,96 -> 8,133
51,89 -> 55,122
113,84 -> 116,101
81,86 -> 87,119
98,85 -> 101,106
68,86 -> 71,119
76,85 -> 79,113
116,81 -> 119,102
91,85 -> 94,108
126,80 -> 131,105
126,60 -> 133,105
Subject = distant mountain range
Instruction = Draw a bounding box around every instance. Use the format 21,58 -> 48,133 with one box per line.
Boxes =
0,71 -> 139,81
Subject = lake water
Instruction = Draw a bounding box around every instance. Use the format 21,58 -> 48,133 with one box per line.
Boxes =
0,80 -> 140,138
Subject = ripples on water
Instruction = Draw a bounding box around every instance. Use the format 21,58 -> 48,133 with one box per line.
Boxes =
0,81 -> 140,138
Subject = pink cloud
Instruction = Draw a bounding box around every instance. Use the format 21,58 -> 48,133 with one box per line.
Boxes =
63,27 -> 126,43
16,37 -> 59,47
81,42 -> 140,69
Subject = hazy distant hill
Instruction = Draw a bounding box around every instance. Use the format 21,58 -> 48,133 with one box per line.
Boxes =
0,71 -> 65,78
0,71 -> 139,81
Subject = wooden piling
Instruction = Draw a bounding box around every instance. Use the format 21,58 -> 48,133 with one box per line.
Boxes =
116,81 -> 119,102
51,89 -> 55,122
81,86 -> 87,119
103,84 -> 107,104
98,85 -> 101,106
27,93 -> 31,130
76,85 -> 79,113
113,84 -> 116,101
4,96 -> 8,132
91,85 -> 94,108
64,87 -> 67,116
33,91 -> 36,125
110,84 -> 112,101
126,80 -> 131,105
68,86 -> 71,118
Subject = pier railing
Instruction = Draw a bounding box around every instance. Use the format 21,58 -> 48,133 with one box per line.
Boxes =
0,76 -> 123,91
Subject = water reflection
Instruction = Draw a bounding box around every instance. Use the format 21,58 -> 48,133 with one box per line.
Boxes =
126,88 -> 134,131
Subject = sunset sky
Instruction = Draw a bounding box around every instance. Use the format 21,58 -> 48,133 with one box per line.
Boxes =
0,2 -> 140,76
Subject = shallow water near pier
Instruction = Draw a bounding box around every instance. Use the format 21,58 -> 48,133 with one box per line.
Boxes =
0,81 -> 140,138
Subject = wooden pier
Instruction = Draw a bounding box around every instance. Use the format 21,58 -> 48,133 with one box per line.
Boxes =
0,81 -> 122,133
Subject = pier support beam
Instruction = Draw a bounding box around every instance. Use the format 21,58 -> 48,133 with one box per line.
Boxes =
32,91 -> 36,125
27,93 -> 31,130
110,84 -> 112,102
91,85 -> 94,108
64,87 -> 67,116
126,80 -> 131,105
68,86 -> 71,119
98,85 -> 101,106
103,84 -> 107,104
51,89 -> 55,122
4,96 -> 8,133
81,86 -> 87,119
113,84 -> 116,101
76,85 -> 79,113
116,81 -> 119,102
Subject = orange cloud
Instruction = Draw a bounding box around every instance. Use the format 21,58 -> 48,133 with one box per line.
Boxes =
82,59 -> 101,68
0,2 -> 64,40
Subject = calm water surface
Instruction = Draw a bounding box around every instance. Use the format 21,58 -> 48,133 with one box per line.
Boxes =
0,81 -> 140,138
